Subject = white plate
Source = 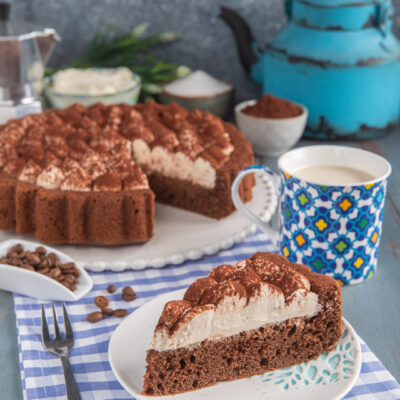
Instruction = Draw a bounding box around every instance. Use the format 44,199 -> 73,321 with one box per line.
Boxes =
109,289 -> 361,400
0,176 -> 276,271
0,239 -> 93,301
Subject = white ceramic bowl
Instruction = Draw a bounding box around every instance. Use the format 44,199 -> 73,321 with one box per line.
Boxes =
159,80 -> 234,118
235,99 -> 308,158
0,239 -> 93,301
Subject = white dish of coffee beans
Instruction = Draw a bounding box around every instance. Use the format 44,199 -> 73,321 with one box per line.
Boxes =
0,239 -> 93,301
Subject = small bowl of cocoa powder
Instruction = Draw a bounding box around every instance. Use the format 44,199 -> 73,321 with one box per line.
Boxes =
0,239 -> 93,301
235,94 -> 308,157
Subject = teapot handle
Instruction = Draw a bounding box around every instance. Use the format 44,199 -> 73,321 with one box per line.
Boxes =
219,6 -> 259,75
285,0 -> 293,20
377,0 -> 393,36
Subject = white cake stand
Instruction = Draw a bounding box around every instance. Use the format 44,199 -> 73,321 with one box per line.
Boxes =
0,176 -> 277,271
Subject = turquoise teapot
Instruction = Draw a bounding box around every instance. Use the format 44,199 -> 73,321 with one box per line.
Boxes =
221,1 -> 400,140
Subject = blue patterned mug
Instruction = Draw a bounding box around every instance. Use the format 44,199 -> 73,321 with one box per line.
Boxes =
232,146 -> 391,285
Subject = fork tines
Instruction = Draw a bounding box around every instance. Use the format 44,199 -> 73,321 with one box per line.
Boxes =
41,302 -> 74,345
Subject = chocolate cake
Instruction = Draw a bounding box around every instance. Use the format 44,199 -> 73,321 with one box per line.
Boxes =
0,101 -> 254,244
143,252 -> 342,396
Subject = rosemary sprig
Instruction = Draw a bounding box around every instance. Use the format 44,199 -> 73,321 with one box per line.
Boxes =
46,23 -> 189,99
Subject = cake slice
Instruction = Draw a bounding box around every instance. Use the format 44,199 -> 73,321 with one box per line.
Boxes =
142,252 -> 342,396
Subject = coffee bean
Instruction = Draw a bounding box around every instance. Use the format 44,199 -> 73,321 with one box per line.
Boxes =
61,262 -> 75,271
61,281 -> 71,289
102,307 -> 114,316
35,246 -> 46,255
94,296 -> 109,309
21,264 -> 35,271
10,257 -> 22,266
47,253 -> 57,267
10,244 -> 23,254
69,283 -> 77,291
7,251 -> 18,259
38,266 -> 50,274
86,312 -> 104,323
122,293 -> 136,302
63,274 -> 76,284
113,309 -> 128,318
122,286 -> 136,302
72,267 -> 81,277
61,268 -> 75,275
107,284 -> 116,294
39,259 -> 49,268
26,253 -> 41,266
49,267 -> 62,279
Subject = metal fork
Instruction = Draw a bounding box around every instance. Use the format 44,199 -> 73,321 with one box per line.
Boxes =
41,303 -> 82,400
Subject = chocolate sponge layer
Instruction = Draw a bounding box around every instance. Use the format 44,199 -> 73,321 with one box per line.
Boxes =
0,173 -> 155,245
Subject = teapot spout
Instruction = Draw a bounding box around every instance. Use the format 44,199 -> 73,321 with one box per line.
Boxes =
35,28 -> 60,65
219,6 -> 259,76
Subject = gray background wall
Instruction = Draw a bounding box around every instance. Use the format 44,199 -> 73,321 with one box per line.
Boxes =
8,0 -> 400,103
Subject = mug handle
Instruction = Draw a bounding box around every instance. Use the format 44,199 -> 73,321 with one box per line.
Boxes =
231,164 -> 280,244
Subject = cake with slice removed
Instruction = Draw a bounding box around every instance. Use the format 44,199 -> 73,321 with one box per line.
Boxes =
142,252 -> 342,396
0,101 -> 254,244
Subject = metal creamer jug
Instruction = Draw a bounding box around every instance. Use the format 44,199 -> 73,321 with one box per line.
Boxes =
221,1 -> 400,140
0,2 -> 59,123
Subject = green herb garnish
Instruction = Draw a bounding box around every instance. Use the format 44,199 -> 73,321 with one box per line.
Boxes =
46,23 -> 190,99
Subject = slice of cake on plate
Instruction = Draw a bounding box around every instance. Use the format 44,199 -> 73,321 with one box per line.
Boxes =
142,252 -> 342,395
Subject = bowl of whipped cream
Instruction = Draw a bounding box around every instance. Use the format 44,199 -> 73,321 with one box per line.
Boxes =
44,67 -> 141,108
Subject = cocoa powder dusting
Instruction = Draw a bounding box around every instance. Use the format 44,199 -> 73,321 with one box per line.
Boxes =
242,94 -> 302,119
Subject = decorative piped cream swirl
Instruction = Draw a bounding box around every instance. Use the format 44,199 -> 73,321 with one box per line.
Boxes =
18,161 -> 42,184
36,165 -> 65,189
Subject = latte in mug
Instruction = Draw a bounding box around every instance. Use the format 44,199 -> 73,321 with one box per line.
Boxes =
293,165 -> 376,185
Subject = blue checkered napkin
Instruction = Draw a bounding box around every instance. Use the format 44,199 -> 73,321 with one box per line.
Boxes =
13,231 -> 400,399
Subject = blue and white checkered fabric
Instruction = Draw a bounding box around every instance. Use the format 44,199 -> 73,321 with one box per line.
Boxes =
14,231 -> 400,399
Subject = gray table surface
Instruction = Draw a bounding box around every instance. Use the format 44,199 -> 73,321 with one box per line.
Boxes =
0,133 -> 399,399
